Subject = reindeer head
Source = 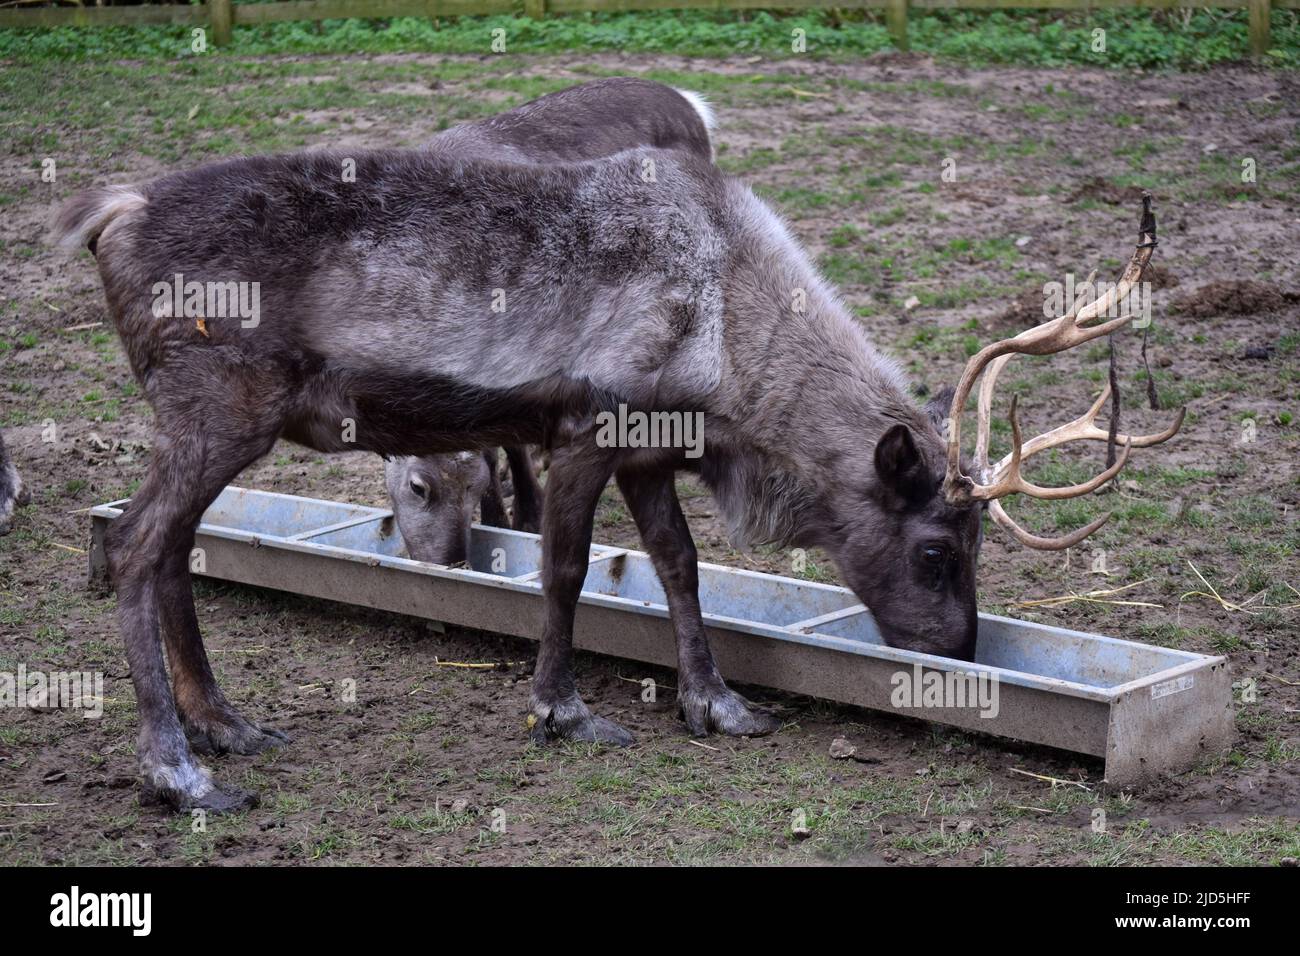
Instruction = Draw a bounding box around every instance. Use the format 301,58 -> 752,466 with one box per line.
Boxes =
829,198 -> 1182,662
385,452 -> 490,566
826,400 -> 984,661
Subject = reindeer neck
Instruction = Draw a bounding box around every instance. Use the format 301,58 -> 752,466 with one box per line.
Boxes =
694,187 -> 942,549
712,192 -> 930,482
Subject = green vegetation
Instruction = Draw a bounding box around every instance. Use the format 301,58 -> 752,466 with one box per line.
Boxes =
2,10 -> 1298,69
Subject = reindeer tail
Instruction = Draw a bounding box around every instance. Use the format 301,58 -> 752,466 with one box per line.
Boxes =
50,184 -> 147,254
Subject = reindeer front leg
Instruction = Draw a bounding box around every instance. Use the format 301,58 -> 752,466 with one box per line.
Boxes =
529,437 -> 632,745
616,467 -> 780,737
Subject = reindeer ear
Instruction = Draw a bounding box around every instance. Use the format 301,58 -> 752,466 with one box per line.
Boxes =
875,424 -> 930,505
924,385 -> 955,435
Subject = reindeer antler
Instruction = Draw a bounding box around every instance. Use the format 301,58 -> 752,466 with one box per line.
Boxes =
942,195 -> 1184,550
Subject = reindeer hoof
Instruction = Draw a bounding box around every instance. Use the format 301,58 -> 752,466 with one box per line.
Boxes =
679,685 -> 781,738
530,696 -> 635,746
186,717 -> 290,756
141,779 -> 259,815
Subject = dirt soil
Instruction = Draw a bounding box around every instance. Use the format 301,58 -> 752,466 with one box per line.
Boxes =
1,52 -> 1297,866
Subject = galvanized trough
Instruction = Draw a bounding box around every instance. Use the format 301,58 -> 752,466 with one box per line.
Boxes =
89,486 -> 1233,787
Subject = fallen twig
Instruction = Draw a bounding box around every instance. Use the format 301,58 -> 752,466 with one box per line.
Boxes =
1180,561 -> 1300,614
616,674 -> 677,692
431,658 -> 523,670
1010,767 -> 1092,791
688,739 -> 721,753
1017,579 -> 1161,610
1261,673 -> 1300,688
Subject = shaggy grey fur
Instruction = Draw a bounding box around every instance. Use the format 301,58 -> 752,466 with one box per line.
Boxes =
53,80 -> 981,811
0,430 -> 29,535
388,78 -> 716,557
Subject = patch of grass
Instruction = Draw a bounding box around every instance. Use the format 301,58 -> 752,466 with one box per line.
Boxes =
1036,817 -> 1300,867
890,826 -> 984,858
1208,631 -> 1248,653
2,11 -> 1296,69
1155,818 -> 1300,866
1228,495 -> 1277,531
820,249 -> 886,289
390,803 -> 480,835
794,553 -> 838,584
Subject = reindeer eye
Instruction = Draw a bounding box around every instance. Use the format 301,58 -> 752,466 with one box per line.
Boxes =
921,545 -> 949,566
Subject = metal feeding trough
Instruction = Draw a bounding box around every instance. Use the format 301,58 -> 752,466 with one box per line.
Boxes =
89,486 -> 1233,787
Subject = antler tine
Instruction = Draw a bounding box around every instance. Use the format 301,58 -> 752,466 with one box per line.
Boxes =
1018,437 -> 1133,500
978,393 -> 1134,501
988,499 -> 1113,551
943,339 -> 1012,499
991,387 -> 1185,476
1074,249 -> 1146,329
978,384 -> 1182,550
973,353 -> 1013,480
1072,191 -> 1158,331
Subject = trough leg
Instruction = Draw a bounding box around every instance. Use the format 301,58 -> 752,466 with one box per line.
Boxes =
107,405 -> 283,812
505,444 -> 544,533
616,468 -> 780,737
529,438 -> 632,745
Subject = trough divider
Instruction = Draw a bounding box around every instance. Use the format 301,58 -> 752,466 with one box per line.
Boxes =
287,510 -> 394,541
787,603 -> 869,633
514,548 -> 629,583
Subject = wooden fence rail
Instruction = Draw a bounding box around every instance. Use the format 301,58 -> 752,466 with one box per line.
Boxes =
0,0 -> 1291,56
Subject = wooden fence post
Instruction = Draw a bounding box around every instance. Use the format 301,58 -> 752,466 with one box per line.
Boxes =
524,0 -> 545,19
1248,0 -> 1271,58
209,0 -> 232,47
886,0 -> 909,52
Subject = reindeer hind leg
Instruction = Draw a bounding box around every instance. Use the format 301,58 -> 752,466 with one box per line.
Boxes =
108,400 -> 284,812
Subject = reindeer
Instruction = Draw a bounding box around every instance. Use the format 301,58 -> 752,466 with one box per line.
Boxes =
387,78 -> 717,559
53,84 -> 1180,813
0,430 -> 29,535
423,77 -> 715,164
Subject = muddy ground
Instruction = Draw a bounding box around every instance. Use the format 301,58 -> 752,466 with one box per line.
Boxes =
0,52 -> 1297,865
